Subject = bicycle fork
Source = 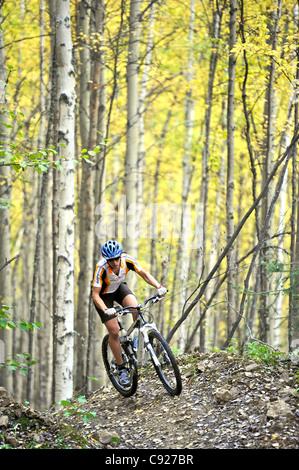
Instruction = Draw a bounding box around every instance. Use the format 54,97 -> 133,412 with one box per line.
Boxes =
139,324 -> 160,368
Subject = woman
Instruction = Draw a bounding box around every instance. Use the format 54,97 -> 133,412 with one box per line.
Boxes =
92,239 -> 167,387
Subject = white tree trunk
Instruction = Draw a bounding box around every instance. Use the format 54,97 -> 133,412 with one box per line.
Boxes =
91,0 -> 107,391
75,0 -> 92,392
271,88 -> 294,348
124,0 -> 141,261
0,4 -> 13,395
54,0 -> 76,404
260,0 -> 282,342
226,0 -> 237,334
178,0 -> 195,350
196,3 -> 223,349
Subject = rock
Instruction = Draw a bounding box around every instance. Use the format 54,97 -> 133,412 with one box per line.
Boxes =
197,361 -> 206,373
279,371 -> 290,384
245,364 -> 260,372
214,386 -> 239,403
34,434 -> 44,444
185,369 -> 195,378
267,399 -> 294,420
1,397 -> 12,407
0,387 -> 7,399
93,431 -> 120,445
5,436 -> 18,448
13,407 -> 22,418
25,407 -> 40,419
278,387 -> 296,398
0,415 -> 9,427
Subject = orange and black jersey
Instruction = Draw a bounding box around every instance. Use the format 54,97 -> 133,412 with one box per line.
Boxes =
92,253 -> 142,294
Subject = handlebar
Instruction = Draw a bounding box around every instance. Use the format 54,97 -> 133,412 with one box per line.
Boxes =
114,293 -> 165,316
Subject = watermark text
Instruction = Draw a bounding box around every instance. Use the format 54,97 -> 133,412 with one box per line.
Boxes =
95,196 -> 204,249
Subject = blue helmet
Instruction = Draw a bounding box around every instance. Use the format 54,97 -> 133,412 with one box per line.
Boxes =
101,240 -> 123,260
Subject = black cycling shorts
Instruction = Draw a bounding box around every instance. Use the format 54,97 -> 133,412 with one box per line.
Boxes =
93,282 -> 134,324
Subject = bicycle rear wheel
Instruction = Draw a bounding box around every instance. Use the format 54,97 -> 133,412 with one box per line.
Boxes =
147,330 -> 182,396
102,334 -> 138,397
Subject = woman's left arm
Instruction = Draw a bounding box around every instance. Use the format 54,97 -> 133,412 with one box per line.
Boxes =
137,268 -> 160,289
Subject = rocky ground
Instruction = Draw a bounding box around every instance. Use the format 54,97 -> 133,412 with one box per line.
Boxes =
0,350 -> 298,451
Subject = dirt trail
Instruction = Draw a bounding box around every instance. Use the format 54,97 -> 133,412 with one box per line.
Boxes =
0,351 -> 298,450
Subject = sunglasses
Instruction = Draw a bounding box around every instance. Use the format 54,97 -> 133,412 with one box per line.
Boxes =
108,256 -> 120,262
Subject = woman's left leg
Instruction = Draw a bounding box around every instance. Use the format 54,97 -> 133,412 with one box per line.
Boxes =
122,294 -> 139,321
115,283 -> 139,321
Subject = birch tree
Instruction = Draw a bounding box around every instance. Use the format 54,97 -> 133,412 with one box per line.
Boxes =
38,0 -> 53,410
75,0 -> 92,392
289,3 -> 299,354
196,0 -> 224,349
53,0 -> 76,404
292,167 -> 299,351
259,0 -> 282,343
178,0 -> 195,350
124,0 -> 142,260
76,0 -> 107,391
226,0 -> 237,334
90,0 -> 109,392
0,4 -> 12,395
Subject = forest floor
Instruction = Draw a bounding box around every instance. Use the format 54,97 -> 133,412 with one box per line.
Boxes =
0,350 -> 298,452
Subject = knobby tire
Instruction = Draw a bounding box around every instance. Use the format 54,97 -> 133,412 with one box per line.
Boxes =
148,329 -> 182,396
102,334 -> 138,397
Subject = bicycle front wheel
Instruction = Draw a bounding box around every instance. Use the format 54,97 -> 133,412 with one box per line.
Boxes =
102,334 -> 138,397
147,330 -> 182,396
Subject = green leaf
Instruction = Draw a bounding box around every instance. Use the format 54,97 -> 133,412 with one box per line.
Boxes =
16,353 -> 29,359
82,156 -> 93,164
60,400 -> 71,407
82,411 -> 96,423
78,395 -> 87,403
18,322 -> 28,332
38,164 -> 48,173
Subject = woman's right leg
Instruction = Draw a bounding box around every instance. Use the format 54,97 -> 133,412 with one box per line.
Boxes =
94,293 -> 123,365
97,292 -> 130,386
104,316 -> 130,386
104,317 -> 123,365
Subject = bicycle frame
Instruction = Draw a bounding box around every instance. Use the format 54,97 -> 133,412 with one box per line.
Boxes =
115,295 -> 162,368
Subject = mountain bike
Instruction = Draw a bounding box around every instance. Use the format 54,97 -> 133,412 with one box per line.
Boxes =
101,294 -> 182,398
